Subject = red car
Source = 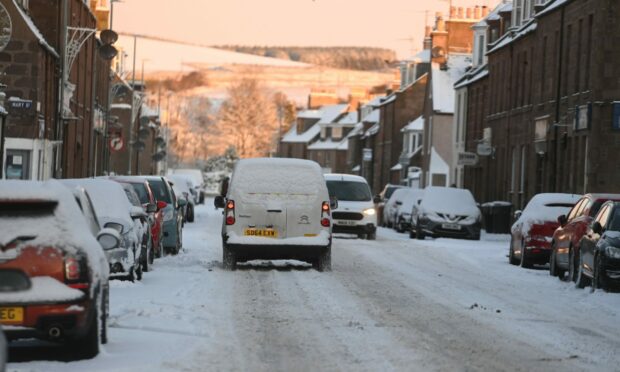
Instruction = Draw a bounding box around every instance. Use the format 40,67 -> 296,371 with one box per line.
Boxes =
110,177 -> 167,259
0,181 -> 116,359
509,193 -> 581,268
549,193 -> 620,281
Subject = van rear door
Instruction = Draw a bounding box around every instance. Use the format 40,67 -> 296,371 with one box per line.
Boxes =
234,195 -> 288,239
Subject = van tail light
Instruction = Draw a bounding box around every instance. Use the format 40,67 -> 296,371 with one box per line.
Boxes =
321,201 -> 331,227
226,200 -> 235,225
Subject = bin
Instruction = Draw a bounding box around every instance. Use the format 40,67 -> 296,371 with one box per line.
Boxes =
481,201 -> 512,234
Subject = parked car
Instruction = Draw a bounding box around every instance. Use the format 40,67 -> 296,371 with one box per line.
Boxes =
325,174 -> 376,240
384,188 -> 411,228
61,179 -> 146,281
509,193 -> 580,268
0,268 -> 32,369
215,158 -> 333,271
138,176 -> 186,255
110,176 -> 166,259
377,184 -> 403,227
168,174 -> 195,223
388,188 -> 425,233
414,187 -> 481,240
119,182 -> 154,272
0,180 -> 116,359
550,193 -> 620,280
574,201 -> 620,290
170,168 -> 206,204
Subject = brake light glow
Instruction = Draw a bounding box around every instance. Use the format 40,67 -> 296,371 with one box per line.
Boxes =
321,201 -> 331,227
65,257 -> 81,281
226,200 -> 235,225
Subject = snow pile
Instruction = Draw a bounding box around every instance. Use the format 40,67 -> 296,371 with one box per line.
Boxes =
0,277 -> 84,304
515,193 -> 581,233
0,180 -> 109,290
231,158 -> 326,202
61,179 -> 134,229
420,187 -> 479,216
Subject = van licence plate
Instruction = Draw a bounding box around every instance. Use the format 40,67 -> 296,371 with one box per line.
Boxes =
0,307 -> 23,325
244,229 -> 278,238
442,223 -> 462,231
336,220 -> 357,226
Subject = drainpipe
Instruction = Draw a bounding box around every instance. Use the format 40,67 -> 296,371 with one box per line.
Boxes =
552,7 -> 566,192
55,0 -> 69,178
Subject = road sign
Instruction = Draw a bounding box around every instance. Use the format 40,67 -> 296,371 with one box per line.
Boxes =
458,152 -> 479,166
477,143 -> 493,156
109,136 -> 124,152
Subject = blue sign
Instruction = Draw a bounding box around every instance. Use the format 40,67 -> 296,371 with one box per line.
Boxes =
614,102 -> 620,131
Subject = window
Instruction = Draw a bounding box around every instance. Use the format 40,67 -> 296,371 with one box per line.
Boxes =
476,34 -> 485,66
595,205 -> 611,227
512,0 -> 523,28
320,126 -> 327,140
567,198 -> 586,221
585,14 -> 593,88
575,19 -> 583,93
332,126 -> 343,140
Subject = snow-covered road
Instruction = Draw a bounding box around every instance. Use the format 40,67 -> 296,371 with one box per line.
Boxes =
8,201 -> 620,371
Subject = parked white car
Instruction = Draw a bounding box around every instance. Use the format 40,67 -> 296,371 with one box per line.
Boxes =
215,158 -> 333,271
325,174 -> 377,240
390,188 -> 425,233
384,187 -> 420,229
413,187 -> 482,240
170,168 -> 205,204
168,174 -> 196,223
61,179 -> 145,281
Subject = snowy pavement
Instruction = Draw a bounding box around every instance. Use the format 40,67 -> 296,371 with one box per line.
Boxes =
7,201 -> 620,371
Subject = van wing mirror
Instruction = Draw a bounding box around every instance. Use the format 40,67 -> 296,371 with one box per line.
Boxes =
514,210 -> 522,220
592,221 -> 603,235
214,196 -> 226,209
330,197 -> 338,210
146,203 -> 157,213
558,214 -> 568,227
373,195 -> 382,204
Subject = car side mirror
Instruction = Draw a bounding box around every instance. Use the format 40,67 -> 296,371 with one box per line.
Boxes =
97,228 -> 121,250
514,210 -> 522,220
592,221 -> 603,235
214,195 -> 226,209
157,201 -> 167,210
373,195 -> 382,204
558,214 -> 568,227
330,197 -> 338,210
177,199 -> 188,208
130,206 -> 147,219
146,203 -> 157,213
0,269 -> 32,292
417,199 -> 422,205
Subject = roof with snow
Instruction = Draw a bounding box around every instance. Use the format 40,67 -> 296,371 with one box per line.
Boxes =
281,104 -> 348,143
487,19 -> 537,55
431,54 -> 472,114
402,116 -> 424,132
317,104 -> 349,125
362,108 -> 380,124
363,123 -> 380,138
307,138 -> 348,151
337,111 -> 359,125
454,64 -> 489,89
536,0 -> 568,18
281,122 -> 321,143
12,0 -> 59,58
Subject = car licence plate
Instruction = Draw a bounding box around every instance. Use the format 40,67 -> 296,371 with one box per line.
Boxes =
336,220 -> 357,226
244,229 -> 278,238
0,307 -> 24,325
442,223 -> 462,231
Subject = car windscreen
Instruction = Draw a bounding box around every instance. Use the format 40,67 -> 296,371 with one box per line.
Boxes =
131,183 -> 150,204
148,179 -> 172,203
0,201 -> 57,218
327,181 -> 371,202
385,186 -> 400,200
608,207 -> 620,231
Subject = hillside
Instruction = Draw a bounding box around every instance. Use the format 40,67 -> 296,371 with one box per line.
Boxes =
214,46 -> 397,71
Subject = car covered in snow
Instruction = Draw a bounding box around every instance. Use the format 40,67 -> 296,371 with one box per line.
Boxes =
0,268 -> 32,369
170,168 -> 206,204
61,179 -> 146,281
386,188 -> 424,234
549,193 -> 620,281
413,187 -> 481,240
215,158 -> 333,271
110,176 -> 166,259
119,182 -> 154,272
0,180 -> 115,359
325,174 -> 376,240
378,184 -> 403,227
168,174 -> 195,223
137,176 -> 186,255
574,201 -> 620,290
509,193 -> 580,268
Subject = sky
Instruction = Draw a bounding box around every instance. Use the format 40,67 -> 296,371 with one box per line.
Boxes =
113,0 -> 500,72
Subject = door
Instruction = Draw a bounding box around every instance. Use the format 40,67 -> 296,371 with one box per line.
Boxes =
582,205 -> 611,275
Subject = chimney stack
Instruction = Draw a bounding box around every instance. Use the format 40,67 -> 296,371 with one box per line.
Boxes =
436,13 -> 446,32
474,6 -> 481,19
466,7 -> 473,19
482,6 -> 490,17
450,6 -> 457,19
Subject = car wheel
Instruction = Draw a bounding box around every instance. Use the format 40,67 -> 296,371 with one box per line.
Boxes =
549,245 -> 565,278
136,264 -> 143,281
100,286 -> 109,345
575,251 -> 591,289
592,253 -> 607,292
141,240 -> 150,273
520,240 -> 533,268
187,205 -> 195,223
568,246 -> 577,282
409,229 -> 416,239
149,238 -> 155,265
416,221 -> 425,240
70,296 -> 100,359
508,238 -> 519,265
222,242 -> 237,271
366,232 -> 376,240
313,246 -> 332,272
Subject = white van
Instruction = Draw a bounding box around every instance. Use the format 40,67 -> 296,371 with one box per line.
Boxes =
324,174 -> 377,240
215,158 -> 334,271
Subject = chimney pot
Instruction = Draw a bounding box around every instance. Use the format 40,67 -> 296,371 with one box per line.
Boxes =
474,5 -> 481,19
482,6 -> 490,17
466,7 -> 473,19
457,7 -> 464,19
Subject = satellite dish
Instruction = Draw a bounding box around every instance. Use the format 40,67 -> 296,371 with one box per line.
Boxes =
100,29 -> 119,44
99,44 -> 118,60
